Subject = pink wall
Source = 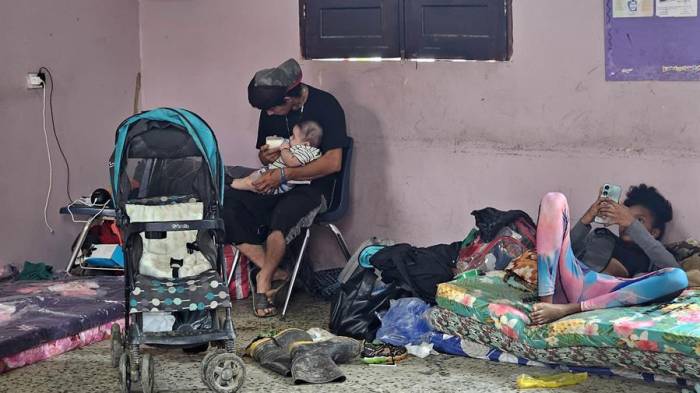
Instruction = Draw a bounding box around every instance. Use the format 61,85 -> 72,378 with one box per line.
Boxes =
0,0 -> 140,267
4,0 -> 697,270
139,0 -> 700,269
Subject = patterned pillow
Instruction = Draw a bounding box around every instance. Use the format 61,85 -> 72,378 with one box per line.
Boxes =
666,239 -> 700,262
503,250 -> 537,291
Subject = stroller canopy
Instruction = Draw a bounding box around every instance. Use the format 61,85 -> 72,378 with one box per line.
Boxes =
111,108 -> 224,208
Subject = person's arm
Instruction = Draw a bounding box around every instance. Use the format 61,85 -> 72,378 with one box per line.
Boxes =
251,149 -> 342,193
571,198 -> 604,252
259,145 -> 281,165
623,220 -> 679,269
286,148 -> 342,180
599,201 -> 679,270
255,111 -> 280,165
279,147 -> 303,168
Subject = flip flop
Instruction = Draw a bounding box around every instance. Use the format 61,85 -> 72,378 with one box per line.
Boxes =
253,293 -> 278,318
249,266 -> 281,317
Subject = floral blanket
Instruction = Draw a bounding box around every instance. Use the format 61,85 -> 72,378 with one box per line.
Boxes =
435,272 -> 700,359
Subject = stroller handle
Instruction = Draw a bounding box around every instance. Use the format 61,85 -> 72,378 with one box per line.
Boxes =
124,219 -> 224,237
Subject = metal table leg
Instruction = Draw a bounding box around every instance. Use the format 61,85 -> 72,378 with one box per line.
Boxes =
65,217 -> 97,274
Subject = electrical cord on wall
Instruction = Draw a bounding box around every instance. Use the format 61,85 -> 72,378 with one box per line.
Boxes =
38,67 -> 73,202
41,85 -> 55,233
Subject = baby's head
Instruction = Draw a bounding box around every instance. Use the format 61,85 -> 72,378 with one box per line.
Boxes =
290,120 -> 323,147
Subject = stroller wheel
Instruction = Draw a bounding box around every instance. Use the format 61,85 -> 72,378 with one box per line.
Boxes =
203,352 -> 245,393
118,352 -> 131,393
140,353 -> 155,393
111,324 -> 123,368
200,349 -> 223,386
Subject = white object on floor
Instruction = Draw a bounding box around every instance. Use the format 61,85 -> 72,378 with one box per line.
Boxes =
307,327 -> 337,342
143,312 -> 175,332
405,342 -> 434,359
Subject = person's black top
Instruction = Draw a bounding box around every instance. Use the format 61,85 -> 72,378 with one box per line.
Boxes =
256,85 -> 348,202
611,238 -> 651,277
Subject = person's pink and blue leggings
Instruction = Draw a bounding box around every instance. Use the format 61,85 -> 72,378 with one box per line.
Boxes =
536,192 -> 687,311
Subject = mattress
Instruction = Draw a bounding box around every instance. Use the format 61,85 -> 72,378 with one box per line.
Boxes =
431,272 -> 700,380
430,331 -> 697,387
0,276 -> 124,373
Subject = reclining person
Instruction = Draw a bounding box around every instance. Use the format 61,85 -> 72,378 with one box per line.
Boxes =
572,184 -> 679,277
223,59 -> 348,317
232,121 -> 322,195
530,187 -> 688,325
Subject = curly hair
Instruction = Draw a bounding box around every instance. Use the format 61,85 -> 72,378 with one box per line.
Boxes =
623,184 -> 673,238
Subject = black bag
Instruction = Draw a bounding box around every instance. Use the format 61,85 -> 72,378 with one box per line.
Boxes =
471,207 -> 537,243
370,242 -> 460,304
328,263 -> 409,341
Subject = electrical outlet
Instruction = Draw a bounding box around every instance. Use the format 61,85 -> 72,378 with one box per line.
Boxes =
26,73 -> 44,89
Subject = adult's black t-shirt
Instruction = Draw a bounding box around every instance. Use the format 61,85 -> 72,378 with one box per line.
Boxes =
256,85 -> 348,202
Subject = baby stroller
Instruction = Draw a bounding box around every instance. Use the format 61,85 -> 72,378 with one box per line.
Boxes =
109,108 -> 244,393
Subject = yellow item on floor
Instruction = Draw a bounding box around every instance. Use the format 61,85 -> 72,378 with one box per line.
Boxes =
516,372 -> 588,389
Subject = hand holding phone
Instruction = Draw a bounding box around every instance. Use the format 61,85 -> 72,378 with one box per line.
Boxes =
594,184 -> 622,225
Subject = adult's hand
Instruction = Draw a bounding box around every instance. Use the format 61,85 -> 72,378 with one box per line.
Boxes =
598,201 -> 635,227
259,145 -> 281,165
252,169 -> 282,194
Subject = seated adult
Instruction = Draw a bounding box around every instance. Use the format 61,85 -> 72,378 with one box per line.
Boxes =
530,189 -> 688,325
222,59 -> 349,317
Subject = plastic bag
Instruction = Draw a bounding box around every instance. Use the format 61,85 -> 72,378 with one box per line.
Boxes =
307,327 -> 336,342
376,297 -> 432,346
329,264 -> 409,341
405,342 -> 434,359
516,372 -> 588,389
143,312 -> 175,332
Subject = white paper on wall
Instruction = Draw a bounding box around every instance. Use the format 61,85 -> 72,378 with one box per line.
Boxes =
656,0 -> 698,17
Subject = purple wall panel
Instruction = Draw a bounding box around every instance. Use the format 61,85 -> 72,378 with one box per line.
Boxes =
606,0 -> 700,81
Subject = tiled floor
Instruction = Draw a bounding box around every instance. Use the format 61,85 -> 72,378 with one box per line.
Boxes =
0,293 -> 677,393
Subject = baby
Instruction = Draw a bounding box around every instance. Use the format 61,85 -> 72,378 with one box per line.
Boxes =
232,120 -> 323,194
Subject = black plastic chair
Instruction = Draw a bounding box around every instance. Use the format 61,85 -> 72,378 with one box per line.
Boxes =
228,138 -> 353,318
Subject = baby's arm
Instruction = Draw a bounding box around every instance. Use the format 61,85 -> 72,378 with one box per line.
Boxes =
279,148 -> 304,168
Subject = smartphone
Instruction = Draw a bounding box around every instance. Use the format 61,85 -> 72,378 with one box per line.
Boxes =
594,183 -> 622,225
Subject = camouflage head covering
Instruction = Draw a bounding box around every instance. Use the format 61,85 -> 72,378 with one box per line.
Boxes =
247,59 -> 303,110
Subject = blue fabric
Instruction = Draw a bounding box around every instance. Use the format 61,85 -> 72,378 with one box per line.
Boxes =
85,245 -> 125,268
112,108 -> 224,205
359,245 -> 384,268
428,330 -> 692,387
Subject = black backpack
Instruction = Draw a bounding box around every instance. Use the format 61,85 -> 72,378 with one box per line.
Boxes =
370,242 -> 461,304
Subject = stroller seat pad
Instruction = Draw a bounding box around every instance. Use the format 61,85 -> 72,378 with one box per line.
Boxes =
126,201 -> 213,278
129,269 -> 231,314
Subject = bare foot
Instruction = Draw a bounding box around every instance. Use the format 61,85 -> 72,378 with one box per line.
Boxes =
231,177 -> 254,191
530,303 -> 581,325
265,269 -> 291,304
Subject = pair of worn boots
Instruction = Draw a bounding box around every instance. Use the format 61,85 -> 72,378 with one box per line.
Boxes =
246,328 -> 361,384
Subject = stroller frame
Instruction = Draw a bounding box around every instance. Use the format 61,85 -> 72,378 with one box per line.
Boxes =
109,108 -> 245,393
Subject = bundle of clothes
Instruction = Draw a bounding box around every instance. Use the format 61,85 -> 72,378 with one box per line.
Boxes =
329,207 -> 537,341
328,207 -> 700,342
